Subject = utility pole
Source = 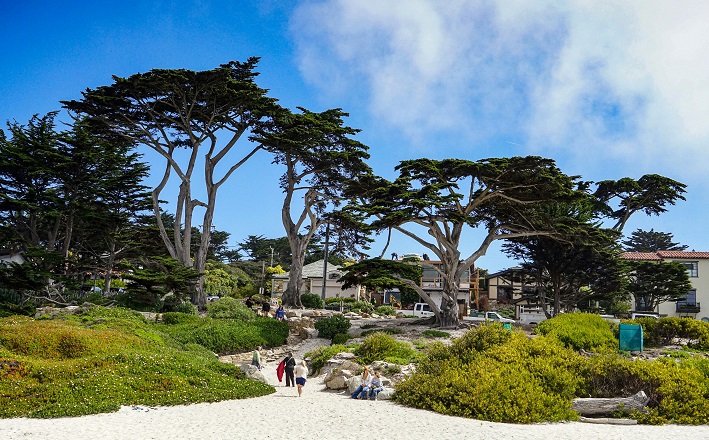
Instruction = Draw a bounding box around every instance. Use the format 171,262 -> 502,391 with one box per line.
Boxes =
320,222 -> 330,303
270,246 -> 274,296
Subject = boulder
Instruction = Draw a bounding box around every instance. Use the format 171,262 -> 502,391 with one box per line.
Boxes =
377,387 -> 395,401
325,375 -> 347,390
239,364 -> 267,384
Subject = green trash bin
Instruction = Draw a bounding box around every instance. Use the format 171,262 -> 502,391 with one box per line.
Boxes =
619,323 -> 643,351
502,323 -> 512,330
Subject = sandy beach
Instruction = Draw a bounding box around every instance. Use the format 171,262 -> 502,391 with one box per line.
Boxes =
2,334 -> 709,440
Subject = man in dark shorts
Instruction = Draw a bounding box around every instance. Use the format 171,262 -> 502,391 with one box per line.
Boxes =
261,300 -> 271,317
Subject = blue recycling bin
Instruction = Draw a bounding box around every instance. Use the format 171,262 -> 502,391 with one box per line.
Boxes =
619,323 -> 643,351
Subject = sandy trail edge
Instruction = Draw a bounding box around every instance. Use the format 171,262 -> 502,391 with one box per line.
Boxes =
2,337 -> 709,439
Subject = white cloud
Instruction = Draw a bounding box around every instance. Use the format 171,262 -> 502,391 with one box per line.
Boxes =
291,0 -> 709,177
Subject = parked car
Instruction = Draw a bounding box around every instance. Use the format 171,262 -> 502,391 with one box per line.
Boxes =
463,311 -> 516,324
398,303 -> 435,318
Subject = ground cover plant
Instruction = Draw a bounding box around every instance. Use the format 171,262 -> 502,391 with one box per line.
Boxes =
0,307 -> 274,418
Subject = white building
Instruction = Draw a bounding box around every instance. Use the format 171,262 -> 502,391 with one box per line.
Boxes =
622,251 -> 709,320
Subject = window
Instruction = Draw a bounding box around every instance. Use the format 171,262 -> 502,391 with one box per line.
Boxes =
680,261 -> 698,277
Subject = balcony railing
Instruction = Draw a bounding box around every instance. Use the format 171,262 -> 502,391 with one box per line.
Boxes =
676,302 -> 701,314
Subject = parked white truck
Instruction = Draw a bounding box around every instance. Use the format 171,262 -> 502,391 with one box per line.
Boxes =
398,303 -> 435,318
463,311 -> 516,324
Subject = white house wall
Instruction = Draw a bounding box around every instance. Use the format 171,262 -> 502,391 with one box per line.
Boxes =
657,258 -> 709,320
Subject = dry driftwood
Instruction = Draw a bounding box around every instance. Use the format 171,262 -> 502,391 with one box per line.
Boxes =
572,390 -> 649,417
579,417 -> 638,425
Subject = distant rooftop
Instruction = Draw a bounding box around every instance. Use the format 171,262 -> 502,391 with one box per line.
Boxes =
622,251 -> 709,261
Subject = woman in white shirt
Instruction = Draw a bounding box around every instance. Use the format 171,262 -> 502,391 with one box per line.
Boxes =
294,360 -> 309,397
351,366 -> 371,399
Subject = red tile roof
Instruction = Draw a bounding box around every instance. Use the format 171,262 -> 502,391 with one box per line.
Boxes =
622,252 -> 662,261
622,251 -> 709,261
657,251 -> 709,259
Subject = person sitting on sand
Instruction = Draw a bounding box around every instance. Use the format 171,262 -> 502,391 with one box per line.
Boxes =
275,305 -> 285,321
351,366 -> 371,399
295,360 -> 308,397
368,371 -> 383,400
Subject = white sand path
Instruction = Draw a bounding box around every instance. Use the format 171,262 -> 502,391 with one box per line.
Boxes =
2,337 -> 709,439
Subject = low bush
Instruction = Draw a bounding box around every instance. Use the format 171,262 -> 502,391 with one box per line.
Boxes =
535,313 -> 617,352
361,328 -> 403,337
206,297 -> 257,321
394,326 -> 585,423
301,293 -> 324,309
356,332 -> 421,365
0,302 -> 34,318
348,300 -> 374,314
421,329 -> 450,339
314,314 -> 351,340
375,305 -> 396,316
332,333 -> 351,345
631,317 -> 709,350
324,297 -> 356,305
304,344 -> 355,374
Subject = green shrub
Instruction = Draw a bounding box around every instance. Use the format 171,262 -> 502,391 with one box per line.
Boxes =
421,329 -> 450,339
361,328 -> 403,337
356,332 -> 421,365
304,344 -> 354,374
0,302 -> 34,318
349,300 -> 374,314
162,312 -> 201,325
301,293 -> 324,309
394,326 -> 583,423
325,297 -> 356,305
632,317 -> 709,350
172,301 -> 198,315
535,313 -> 617,352
332,333 -> 351,345
375,305 -> 396,316
314,314 -> 351,340
206,297 -> 257,321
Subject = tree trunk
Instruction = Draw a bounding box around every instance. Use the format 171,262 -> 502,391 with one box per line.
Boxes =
572,391 -> 649,417
283,258 -> 304,307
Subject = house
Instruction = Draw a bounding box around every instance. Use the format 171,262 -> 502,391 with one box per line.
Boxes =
484,267 -> 538,306
384,259 -> 476,316
622,251 -> 709,320
271,259 -> 363,300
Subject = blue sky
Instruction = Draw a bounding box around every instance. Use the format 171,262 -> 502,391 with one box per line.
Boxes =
2,1 -> 709,273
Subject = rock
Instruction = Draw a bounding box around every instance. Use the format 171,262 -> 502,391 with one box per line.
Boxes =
239,364 -> 267,384
325,375 -> 349,390
377,388 -> 395,400
304,328 -> 319,339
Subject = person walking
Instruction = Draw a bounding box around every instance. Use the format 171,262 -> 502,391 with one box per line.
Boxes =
351,366 -> 371,399
251,346 -> 262,370
295,360 -> 308,397
283,352 -> 296,387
